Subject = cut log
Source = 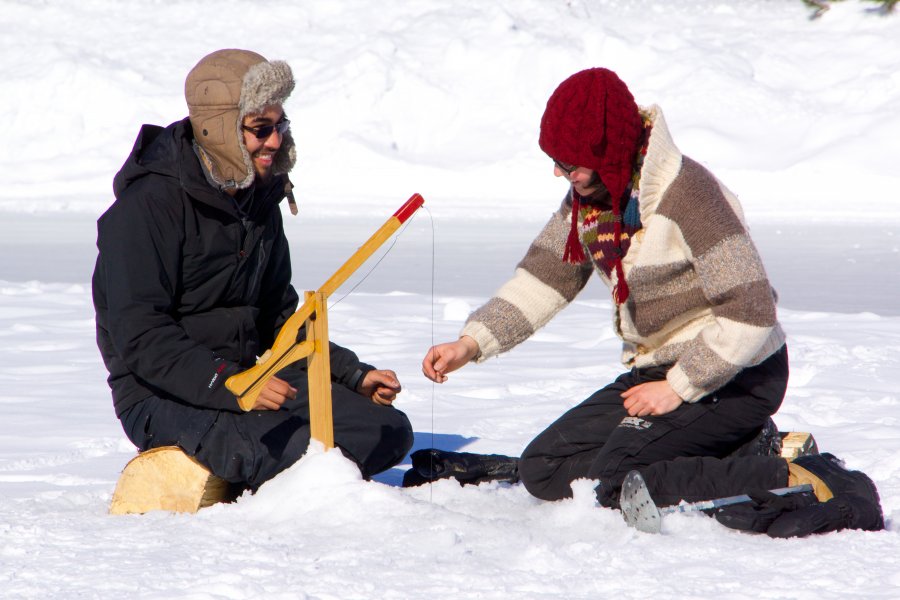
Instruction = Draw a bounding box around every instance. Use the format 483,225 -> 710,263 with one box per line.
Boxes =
109,446 -> 238,515
780,432 -> 819,460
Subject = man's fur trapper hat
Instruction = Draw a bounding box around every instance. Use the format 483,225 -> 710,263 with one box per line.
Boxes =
185,49 -> 296,190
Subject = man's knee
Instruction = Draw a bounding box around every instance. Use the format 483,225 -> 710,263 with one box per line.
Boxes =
381,408 -> 414,458
345,405 -> 414,477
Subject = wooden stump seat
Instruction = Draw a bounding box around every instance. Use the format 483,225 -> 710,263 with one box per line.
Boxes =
109,446 -> 238,515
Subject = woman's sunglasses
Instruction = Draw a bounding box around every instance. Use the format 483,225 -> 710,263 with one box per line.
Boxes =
553,159 -> 577,174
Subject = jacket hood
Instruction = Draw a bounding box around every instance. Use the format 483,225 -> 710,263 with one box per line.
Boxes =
113,119 -> 215,204
112,118 -> 287,217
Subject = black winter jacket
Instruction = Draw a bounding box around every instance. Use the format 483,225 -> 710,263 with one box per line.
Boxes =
93,118 -> 370,417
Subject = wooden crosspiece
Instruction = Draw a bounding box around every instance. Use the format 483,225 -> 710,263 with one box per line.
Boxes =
225,193 -> 425,448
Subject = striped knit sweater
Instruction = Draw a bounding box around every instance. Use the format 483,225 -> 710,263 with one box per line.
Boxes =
461,105 -> 785,403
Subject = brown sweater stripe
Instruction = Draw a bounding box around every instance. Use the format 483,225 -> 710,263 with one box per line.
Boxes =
658,157 -> 747,256
627,260 -> 697,302
674,339 -> 739,393
467,296 -> 535,351
710,280 -> 778,325
695,235 -> 768,294
630,288 -> 709,337
518,244 -> 592,303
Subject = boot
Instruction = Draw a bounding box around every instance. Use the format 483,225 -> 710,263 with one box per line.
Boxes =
402,449 -> 519,487
767,496 -> 883,538
728,417 -> 783,458
768,453 -> 884,538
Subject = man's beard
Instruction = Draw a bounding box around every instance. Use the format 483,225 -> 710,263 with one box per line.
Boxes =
252,153 -> 275,183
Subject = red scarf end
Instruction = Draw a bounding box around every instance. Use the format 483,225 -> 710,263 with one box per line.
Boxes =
563,231 -> 586,264
613,261 -> 629,304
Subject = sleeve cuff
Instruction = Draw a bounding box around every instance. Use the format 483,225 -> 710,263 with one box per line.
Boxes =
346,366 -> 373,392
666,364 -> 706,404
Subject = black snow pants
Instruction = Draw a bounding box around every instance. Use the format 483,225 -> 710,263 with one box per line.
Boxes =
518,345 -> 789,505
119,366 -> 414,490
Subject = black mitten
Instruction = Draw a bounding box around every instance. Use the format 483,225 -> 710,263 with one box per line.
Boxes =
765,498 -> 847,538
766,494 -> 884,538
715,489 -> 818,533
401,449 -> 519,487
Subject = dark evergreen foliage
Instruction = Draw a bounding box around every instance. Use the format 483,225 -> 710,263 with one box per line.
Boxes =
802,0 -> 898,19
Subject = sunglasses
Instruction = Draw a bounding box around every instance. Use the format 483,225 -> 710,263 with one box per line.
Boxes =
242,118 -> 291,140
553,159 -> 577,174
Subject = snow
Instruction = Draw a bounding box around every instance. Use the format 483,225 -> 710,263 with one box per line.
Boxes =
1,0 -> 900,597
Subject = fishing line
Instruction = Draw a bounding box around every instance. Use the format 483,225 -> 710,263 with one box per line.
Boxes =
325,204 -> 438,502
426,205 -> 436,503
328,210 -> 421,310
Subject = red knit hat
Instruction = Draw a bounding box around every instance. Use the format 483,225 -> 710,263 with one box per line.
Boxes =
539,68 -> 643,303
540,68 -> 642,206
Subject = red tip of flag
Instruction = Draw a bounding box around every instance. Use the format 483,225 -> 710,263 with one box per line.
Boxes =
393,193 -> 425,223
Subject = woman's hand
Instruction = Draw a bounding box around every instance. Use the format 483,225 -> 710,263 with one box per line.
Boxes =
421,336 -> 479,383
621,380 -> 683,417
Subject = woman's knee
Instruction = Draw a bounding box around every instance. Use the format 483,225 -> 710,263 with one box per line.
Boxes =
518,452 -> 560,500
518,439 -> 583,501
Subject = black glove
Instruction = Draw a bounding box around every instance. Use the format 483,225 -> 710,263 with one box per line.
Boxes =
401,449 -> 519,488
766,492 -> 887,538
714,488 -> 818,533
764,498 -> 848,538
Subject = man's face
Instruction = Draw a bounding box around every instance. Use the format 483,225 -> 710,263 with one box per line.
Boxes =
241,104 -> 286,180
553,163 -> 610,204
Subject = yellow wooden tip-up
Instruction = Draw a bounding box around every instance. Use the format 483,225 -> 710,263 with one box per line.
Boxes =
225,193 -> 425,448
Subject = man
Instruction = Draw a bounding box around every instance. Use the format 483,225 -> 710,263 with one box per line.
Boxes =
419,68 -> 882,537
93,49 -> 412,491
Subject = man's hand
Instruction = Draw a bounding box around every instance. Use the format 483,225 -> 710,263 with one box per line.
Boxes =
251,376 -> 297,411
421,336 -> 479,383
621,380 -> 683,417
359,369 -> 402,406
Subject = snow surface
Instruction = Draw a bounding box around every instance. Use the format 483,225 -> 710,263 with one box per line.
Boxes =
2,0 -> 900,598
